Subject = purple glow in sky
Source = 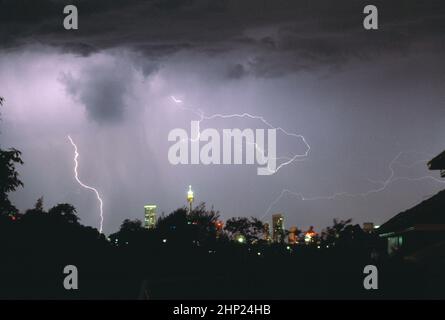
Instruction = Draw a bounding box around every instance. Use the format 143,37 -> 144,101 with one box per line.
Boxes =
1,0 -> 444,234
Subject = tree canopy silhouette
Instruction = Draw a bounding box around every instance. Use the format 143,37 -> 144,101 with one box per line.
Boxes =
224,216 -> 266,244
0,97 -> 24,217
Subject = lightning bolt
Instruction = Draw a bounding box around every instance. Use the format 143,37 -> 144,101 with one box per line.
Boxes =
169,96 -> 444,221
171,96 -> 183,103
262,151 -> 445,219
68,135 -> 104,233
170,95 -> 310,174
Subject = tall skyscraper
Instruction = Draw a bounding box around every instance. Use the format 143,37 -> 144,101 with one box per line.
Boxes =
144,205 -> 157,229
272,213 -> 284,243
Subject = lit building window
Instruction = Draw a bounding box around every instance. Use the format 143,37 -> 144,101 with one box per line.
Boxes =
144,205 -> 157,229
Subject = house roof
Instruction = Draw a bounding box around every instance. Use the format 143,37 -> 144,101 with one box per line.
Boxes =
428,150 -> 445,170
378,189 -> 445,235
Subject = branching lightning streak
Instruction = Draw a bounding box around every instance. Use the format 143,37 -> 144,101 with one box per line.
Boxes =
170,96 -> 310,174
68,135 -> 104,233
170,96 -> 444,220
262,152 -> 445,219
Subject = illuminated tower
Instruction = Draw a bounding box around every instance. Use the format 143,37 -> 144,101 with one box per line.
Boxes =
187,185 -> 194,214
144,205 -> 157,229
272,213 -> 284,243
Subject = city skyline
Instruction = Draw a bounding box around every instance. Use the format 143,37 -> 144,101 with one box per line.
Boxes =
141,185 -> 380,242
2,0 -> 445,301
1,1 -> 445,234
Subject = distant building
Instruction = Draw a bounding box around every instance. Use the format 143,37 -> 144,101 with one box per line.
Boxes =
378,151 -> 445,257
304,226 -> 317,244
272,214 -> 284,243
144,205 -> 157,229
378,189 -> 445,256
428,150 -> 445,177
288,226 -> 298,244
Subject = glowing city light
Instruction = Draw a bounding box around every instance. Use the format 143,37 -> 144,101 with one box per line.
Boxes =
304,234 -> 312,243
236,234 -> 246,243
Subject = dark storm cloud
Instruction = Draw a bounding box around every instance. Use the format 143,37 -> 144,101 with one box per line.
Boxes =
58,42 -> 97,56
226,63 -> 246,79
61,59 -> 136,124
1,0 -> 445,76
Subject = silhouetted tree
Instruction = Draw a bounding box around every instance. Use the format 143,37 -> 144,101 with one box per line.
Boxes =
120,219 -> 144,232
48,203 -> 80,224
320,218 -> 373,250
225,217 -> 249,239
0,149 -> 23,215
109,219 -> 145,246
225,216 -> 266,244
154,203 -> 220,247
0,98 -> 23,216
24,197 -> 45,216
157,207 -> 188,231
188,203 -> 220,243
35,197 -> 44,211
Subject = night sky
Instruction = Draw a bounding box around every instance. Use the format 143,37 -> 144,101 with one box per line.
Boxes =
1,0 -> 444,234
